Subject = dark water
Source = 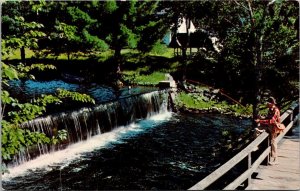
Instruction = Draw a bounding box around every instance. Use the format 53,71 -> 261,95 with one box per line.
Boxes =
8,80 -> 158,103
2,113 -> 252,190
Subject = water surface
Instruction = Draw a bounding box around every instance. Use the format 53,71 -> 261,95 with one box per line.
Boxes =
8,80 -> 158,103
3,113 -> 251,190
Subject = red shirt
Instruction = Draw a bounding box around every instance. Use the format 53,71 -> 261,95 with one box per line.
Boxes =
260,106 -> 280,127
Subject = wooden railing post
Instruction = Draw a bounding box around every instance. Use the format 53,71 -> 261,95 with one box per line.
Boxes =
262,136 -> 270,165
286,109 -> 294,136
247,153 -> 252,187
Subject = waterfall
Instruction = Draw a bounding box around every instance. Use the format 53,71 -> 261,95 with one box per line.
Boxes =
11,90 -> 169,167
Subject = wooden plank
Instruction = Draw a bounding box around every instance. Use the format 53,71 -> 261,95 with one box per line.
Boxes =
247,153 -> 251,186
280,102 -> 298,121
281,102 -> 298,121
248,137 -> 300,190
280,110 -> 293,122
223,147 -> 270,190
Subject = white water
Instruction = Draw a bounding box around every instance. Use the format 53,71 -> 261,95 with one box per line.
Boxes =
2,111 -> 172,181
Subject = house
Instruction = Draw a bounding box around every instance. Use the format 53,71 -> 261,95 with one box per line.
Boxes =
164,17 -> 222,56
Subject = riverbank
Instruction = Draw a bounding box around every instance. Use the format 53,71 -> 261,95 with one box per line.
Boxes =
169,82 -> 253,119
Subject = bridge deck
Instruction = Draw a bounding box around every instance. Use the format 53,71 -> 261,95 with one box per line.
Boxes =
248,126 -> 300,190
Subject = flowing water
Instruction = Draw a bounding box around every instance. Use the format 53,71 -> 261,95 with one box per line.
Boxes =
2,112 -> 251,190
9,90 -> 167,166
3,80 -> 252,190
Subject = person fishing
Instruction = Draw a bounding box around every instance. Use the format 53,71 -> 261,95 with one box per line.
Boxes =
254,96 -> 285,165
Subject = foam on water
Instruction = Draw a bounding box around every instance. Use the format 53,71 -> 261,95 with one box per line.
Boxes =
2,111 -> 172,181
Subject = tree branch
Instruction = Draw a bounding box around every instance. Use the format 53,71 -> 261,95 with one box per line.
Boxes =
233,0 -> 249,11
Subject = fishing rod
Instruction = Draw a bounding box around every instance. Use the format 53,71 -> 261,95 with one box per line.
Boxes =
186,79 -> 246,108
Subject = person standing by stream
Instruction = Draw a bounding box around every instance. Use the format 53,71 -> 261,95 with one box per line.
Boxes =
254,97 -> 285,165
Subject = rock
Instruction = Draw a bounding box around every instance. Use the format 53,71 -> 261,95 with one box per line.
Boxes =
211,89 -> 220,94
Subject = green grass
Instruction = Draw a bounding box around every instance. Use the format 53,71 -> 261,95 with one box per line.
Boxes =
149,48 -> 174,58
123,71 -> 166,85
3,48 -> 175,61
2,48 -> 36,60
175,92 -> 253,116
3,47 -> 176,87
2,48 -> 90,60
175,92 -> 217,109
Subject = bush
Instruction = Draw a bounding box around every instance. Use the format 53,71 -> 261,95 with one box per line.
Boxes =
150,42 -> 168,55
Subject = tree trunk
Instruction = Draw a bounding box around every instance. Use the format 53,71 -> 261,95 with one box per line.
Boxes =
253,34 -> 264,119
114,46 -> 122,79
20,46 -> 26,64
247,0 -> 269,121
182,17 -> 191,82
182,48 -> 187,81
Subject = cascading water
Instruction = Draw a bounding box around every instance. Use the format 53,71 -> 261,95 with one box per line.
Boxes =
11,90 -> 169,167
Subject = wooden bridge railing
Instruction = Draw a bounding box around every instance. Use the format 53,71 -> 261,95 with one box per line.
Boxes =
189,101 -> 299,190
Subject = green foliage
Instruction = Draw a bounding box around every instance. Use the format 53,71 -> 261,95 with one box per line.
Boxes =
8,102 -> 46,124
161,0 -> 298,108
175,92 -> 215,109
150,42 -> 168,55
82,29 -> 109,51
54,21 -> 80,42
123,71 -> 165,86
1,121 -> 51,162
1,62 -> 19,80
3,16 -> 46,51
120,24 -> 138,49
51,129 -> 68,145
57,88 -> 95,104
1,91 -> 16,105
1,84 -> 93,169
67,6 -> 96,25
103,0 -> 118,13
15,63 -> 56,80
175,92 -> 252,116
1,3 -> 96,168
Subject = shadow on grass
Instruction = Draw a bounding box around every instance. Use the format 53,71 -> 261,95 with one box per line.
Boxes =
122,53 -> 180,74
5,53 -> 180,84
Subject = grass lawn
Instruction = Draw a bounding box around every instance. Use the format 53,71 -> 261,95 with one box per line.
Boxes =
122,71 -> 166,85
175,91 -> 253,116
2,48 -> 90,60
2,47 -> 178,86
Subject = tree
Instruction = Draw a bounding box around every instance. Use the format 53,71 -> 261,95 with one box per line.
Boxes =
238,0 -> 298,118
158,1 -> 214,81
179,0 -> 298,117
136,1 -> 169,53
36,1 -> 108,59
2,1 -> 46,64
93,0 -> 168,76
1,1 -> 97,172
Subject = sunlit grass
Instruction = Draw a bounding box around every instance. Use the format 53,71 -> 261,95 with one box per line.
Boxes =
2,48 -> 90,60
175,92 -> 216,109
175,92 -> 253,115
149,48 -> 174,58
122,71 -> 165,85
2,48 -> 36,60
3,48 -> 175,61
3,47 -> 175,87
